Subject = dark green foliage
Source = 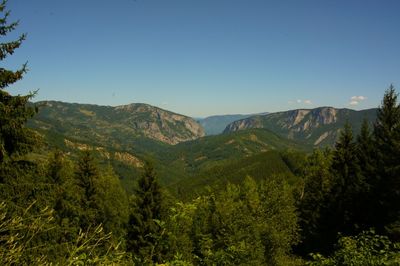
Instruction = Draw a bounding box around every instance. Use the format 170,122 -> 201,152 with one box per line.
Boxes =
73,150 -> 100,230
76,150 -> 99,200
298,86 -> 400,258
174,150 -> 304,199
325,122 -> 365,245
0,202 -> 130,265
296,149 -> 334,255
127,162 -> 165,264
372,85 -> 400,239
331,122 -> 365,212
308,230 -> 400,265
46,151 -> 83,243
356,119 -> 375,184
74,150 -> 129,237
1,2 -> 400,264
298,123 -> 368,254
355,119 -> 376,228
167,176 -> 300,266
0,0 -> 38,165
92,164 -> 129,238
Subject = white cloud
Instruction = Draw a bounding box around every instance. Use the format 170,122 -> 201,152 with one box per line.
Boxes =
304,99 -> 312,105
161,101 -> 168,106
349,95 -> 366,106
289,99 -> 312,105
351,96 -> 367,101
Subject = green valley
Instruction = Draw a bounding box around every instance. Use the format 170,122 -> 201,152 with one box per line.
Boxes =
2,1 -> 400,264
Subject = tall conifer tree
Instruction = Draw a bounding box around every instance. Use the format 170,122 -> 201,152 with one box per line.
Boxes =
373,85 -> 400,237
331,122 -> 365,226
75,150 -> 100,228
357,119 -> 375,181
355,119 -> 376,228
127,162 -> 164,264
0,0 -> 37,165
0,0 -> 41,212
313,122 -> 365,252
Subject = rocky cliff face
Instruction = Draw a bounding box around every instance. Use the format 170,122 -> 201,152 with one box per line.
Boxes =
114,103 -> 205,144
224,107 -> 377,146
29,101 -> 205,146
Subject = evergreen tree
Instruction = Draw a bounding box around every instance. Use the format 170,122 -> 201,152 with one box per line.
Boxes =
76,150 -> 99,200
127,162 -> 165,264
298,123 -> 366,255
355,119 -> 376,227
296,149 -> 334,255
373,85 -> 400,238
47,150 -> 67,185
357,118 -> 375,182
75,150 -> 100,228
47,151 -> 81,236
92,164 -> 129,238
0,0 -> 44,210
328,122 -> 365,238
331,122 -> 364,201
0,0 -> 38,165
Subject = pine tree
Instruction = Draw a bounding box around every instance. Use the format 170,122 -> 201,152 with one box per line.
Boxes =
309,122 -> 366,253
0,1 -> 42,214
329,122 -> 365,231
373,85 -> 400,238
75,150 -> 100,228
332,122 -> 364,199
127,162 -> 165,264
357,119 -> 375,181
355,119 -> 377,227
92,164 -> 129,238
0,0 -> 38,165
296,149 -> 334,255
76,150 -> 99,200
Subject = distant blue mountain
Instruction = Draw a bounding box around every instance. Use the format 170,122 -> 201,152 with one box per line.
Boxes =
198,114 -> 265,135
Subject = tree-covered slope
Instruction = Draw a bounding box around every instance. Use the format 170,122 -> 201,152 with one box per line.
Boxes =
224,107 -> 377,147
28,103 -> 308,190
164,128 -> 307,170
169,150 -> 305,198
29,101 -> 205,146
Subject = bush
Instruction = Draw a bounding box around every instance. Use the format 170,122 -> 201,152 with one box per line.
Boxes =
308,230 -> 400,266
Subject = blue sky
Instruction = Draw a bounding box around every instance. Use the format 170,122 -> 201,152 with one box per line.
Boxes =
5,0 -> 400,117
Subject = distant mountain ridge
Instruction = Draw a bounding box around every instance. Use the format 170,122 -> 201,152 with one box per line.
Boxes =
198,113 -> 269,135
27,101 -> 307,189
29,101 -> 205,146
224,107 -> 377,146
26,101 -> 379,192
197,114 -> 253,135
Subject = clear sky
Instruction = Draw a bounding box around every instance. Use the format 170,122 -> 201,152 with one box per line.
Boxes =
5,0 -> 400,117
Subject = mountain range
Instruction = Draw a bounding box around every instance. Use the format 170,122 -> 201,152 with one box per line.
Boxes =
30,101 -> 204,146
224,107 -> 377,146
27,101 -> 378,194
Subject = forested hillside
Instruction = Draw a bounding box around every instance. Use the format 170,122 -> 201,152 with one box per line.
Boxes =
28,104 -> 308,191
30,101 -> 205,146
1,2 -> 400,265
224,107 -> 377,147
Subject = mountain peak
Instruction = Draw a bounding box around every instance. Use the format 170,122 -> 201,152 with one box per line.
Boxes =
224,107 -> 377,146
30,101 -> 205,145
